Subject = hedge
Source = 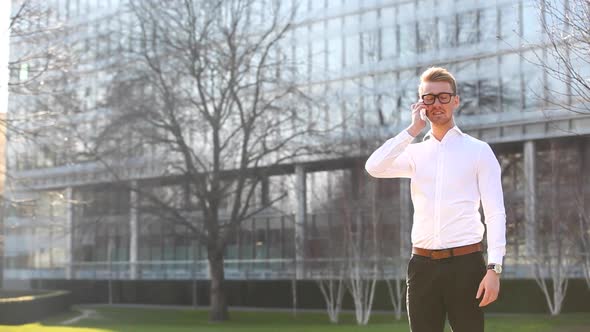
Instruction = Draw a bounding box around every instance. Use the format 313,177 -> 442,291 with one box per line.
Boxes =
0,289 -> 72,325
25,278 -> 590,314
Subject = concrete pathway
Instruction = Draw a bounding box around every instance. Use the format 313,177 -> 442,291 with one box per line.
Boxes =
61,308 -> 101,325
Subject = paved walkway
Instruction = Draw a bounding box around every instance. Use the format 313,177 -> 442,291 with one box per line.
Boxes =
61,308 -> 102,325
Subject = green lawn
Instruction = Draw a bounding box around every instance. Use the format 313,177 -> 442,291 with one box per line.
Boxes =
0,306 -> 589,332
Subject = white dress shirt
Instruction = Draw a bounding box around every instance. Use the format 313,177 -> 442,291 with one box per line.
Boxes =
365,125 -> 506,265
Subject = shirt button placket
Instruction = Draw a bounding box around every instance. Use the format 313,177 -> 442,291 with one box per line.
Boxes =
434,142 -> 444,247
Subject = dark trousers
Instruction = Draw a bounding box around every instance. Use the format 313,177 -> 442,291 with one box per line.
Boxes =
406,250 -> 487,332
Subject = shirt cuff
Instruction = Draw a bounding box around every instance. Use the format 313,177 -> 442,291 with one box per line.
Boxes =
487,250 -> 504,266
402,129 -> 418,140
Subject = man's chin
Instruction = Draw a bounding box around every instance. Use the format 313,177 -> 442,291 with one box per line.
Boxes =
429,118 -> 451,126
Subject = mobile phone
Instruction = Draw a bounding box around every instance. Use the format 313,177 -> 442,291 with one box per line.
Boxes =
420,109 -> 427,122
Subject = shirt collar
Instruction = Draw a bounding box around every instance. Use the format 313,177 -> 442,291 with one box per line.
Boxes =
422,125 -> 464,142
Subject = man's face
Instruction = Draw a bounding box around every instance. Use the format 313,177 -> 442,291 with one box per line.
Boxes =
419,81 -> 459,126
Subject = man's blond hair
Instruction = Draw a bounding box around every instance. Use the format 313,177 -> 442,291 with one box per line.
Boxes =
418,67 -> 457,95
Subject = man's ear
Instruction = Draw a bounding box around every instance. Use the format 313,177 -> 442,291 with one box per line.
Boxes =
453,94 -> 460,109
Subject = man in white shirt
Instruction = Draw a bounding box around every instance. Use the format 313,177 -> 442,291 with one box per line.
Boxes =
365,67 -> 506,332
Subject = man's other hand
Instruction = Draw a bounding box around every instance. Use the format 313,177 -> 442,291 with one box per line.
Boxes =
476,270 -> 500,307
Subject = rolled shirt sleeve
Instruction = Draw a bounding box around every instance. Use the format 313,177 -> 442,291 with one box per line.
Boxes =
477,143 -> 507,265
365,130 -> 416,178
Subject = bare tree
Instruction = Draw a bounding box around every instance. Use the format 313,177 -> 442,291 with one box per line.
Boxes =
316,276 -> 345,323
529,140 -> 580,315
340,178 -> 379,325
384,265 -> 406,321
80,0 -> 342,321
311,168 -> 407,322
532,0 -> 590,116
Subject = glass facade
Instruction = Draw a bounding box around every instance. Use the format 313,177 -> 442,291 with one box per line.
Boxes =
5,0 -> 590,281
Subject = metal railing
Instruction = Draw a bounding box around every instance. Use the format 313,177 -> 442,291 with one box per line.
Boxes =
5,256 -> 588,280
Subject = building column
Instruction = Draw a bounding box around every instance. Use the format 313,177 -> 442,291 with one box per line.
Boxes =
295,164 -> 306,279
399,179 -> 412,261
65,187 -> 73,280
130,181 -> 138,279
524,140 -> 537,256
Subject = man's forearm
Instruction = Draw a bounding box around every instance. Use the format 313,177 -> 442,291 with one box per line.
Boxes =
365,130 -> 415,178
406,124 -> 422,137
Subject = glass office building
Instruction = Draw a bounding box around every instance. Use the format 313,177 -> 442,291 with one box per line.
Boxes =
4,0 -> 590,284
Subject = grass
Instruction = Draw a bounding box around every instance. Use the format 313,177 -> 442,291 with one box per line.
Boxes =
0,306 -> 589,332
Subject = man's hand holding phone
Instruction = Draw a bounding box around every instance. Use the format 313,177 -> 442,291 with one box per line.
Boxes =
420,109 -> 427,121
407,100 -> 428,137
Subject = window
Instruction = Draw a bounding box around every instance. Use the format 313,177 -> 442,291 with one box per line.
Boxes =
500,53 -> 521,112
373,72 -> 399,126
381,6 -> 395,28
310,22 -> 325,76
344,79 -> 361,128
477,57 -> 500,114
18,63 -> 29,81
438,15 -> 456,48
398,1 -> 414,19
399,70 -> 417,123
522,1 -> 542,44
479,7 -> 497,43
522,50 -> 544,110
327,0 -> 341,8
103,19 -> 112,56
545,49 -> 568,105
361,30 -> 379,64
310,0 -> 325,12
344,14 -> 358,33
163,236 -> 175,260
344,34 -> 360,67
499,3 -> 519,45
69,0 -> 79,17
398,22 -> 416,59
457,11 -> 479,45
542,0 -> 567,40
381,26 -> 397,59
310,39 -> 325,80
361,10 -> 378,30
326,17 -> 341,35
363,91 -> 382,127
417,18 -> 437,53
343,0 -> 359,8
9,65 -> 19,83
458,81 -> 478,115
246,0 -> 260,26
295,39 -> 309,80
94,23 -> 102,60
327,37 -> 342,73
56,0 -> 65,21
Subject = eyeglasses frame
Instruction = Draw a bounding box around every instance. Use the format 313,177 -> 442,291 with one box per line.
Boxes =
420,92 -> 457,105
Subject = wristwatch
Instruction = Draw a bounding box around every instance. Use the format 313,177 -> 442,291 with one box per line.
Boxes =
487,263 -> 502,274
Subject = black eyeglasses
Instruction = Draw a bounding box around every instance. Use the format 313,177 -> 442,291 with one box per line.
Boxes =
421,92 -> 456,105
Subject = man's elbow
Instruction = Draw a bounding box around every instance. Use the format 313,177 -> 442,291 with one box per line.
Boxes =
484,211 -> 506,224
365,162 -> 381,178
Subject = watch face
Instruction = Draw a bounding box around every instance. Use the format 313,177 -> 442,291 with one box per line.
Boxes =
488,264 -> 502,274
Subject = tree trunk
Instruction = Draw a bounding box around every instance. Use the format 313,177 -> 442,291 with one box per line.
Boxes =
208,248 -> 229,321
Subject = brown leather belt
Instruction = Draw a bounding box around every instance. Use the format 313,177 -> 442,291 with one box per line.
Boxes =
412,242 -> 483,260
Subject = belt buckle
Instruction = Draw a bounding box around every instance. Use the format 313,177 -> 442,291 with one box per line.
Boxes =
431,249 -> 451,260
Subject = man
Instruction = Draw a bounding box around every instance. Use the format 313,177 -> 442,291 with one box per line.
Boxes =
365,67 -> 506,332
